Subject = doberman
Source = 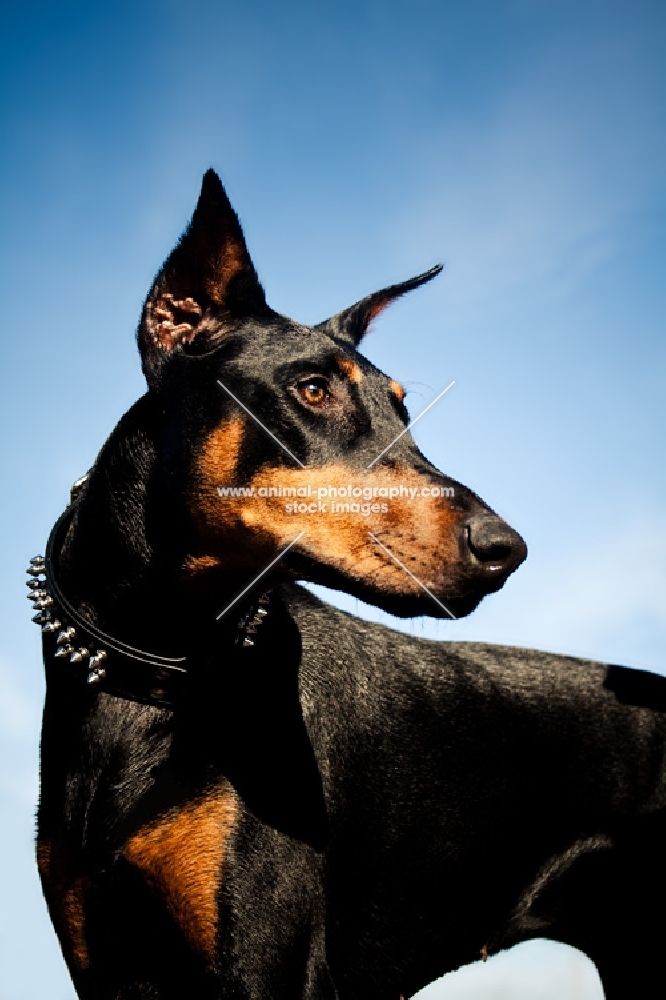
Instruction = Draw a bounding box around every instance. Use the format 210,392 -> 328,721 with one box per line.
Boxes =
33,170 -> 666,1000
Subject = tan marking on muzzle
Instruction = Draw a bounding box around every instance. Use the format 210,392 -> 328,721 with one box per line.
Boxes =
192,443 -> 463,600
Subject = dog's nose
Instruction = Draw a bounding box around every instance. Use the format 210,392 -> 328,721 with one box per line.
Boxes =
465,514 -> 527,576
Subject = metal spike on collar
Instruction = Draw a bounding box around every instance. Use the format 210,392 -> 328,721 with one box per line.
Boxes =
27,544 -> 109,686
69,648 -> 90,664
69,474 -> 90,505
236,593 -> 271,648
27,556 -> 53,625
87,651 -> 107,684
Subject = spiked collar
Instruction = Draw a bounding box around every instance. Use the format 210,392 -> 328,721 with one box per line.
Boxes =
28,476 -> 271,708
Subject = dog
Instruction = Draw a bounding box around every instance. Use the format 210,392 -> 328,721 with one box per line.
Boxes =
32,170 -> 666,999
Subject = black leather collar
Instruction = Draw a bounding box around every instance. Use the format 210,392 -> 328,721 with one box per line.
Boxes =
30,475 -> 273,708
37,501 -> 189,708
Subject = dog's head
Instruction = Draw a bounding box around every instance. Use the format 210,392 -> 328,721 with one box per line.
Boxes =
137,170 -> 526,619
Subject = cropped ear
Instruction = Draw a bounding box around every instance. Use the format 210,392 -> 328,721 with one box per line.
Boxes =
138,169 -> 269,384
316,264 -> 443,346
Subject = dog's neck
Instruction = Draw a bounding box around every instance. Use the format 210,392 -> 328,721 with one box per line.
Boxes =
55,395 -> 252,658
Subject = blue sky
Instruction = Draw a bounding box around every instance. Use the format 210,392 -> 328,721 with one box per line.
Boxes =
0,2 -> 664,997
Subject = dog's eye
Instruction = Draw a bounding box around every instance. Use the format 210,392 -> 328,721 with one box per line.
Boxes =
295,377 -> 331,408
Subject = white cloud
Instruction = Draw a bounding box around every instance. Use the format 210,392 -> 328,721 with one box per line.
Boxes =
415,940 -> 603,1000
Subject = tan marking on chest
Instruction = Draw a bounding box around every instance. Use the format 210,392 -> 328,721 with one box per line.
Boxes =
123,786 -> 237,962
37,838 -> 90,973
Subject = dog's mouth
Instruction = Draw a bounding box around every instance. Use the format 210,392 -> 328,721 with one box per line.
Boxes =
188,505 -> 527,620
282,516 -> 527,621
